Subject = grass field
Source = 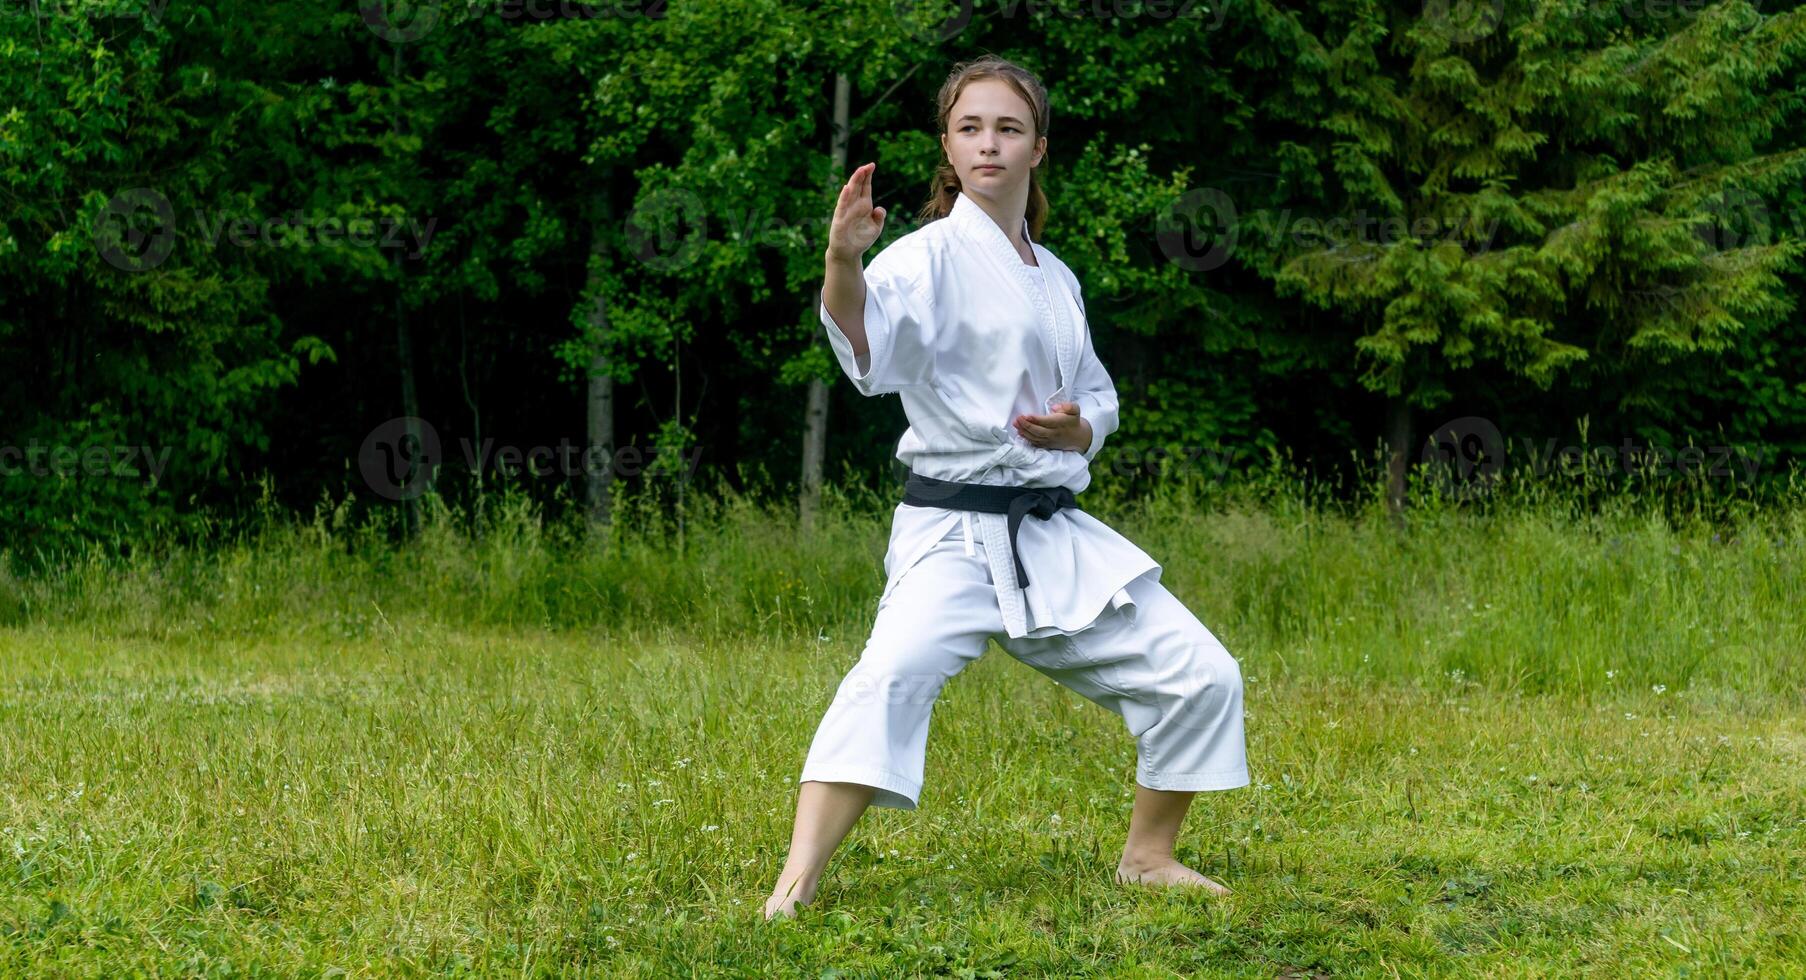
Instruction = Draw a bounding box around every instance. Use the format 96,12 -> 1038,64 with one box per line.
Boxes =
3,474 -> 1803,975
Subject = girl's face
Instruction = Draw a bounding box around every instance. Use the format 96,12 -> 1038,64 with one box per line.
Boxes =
940,78 -> 1045,208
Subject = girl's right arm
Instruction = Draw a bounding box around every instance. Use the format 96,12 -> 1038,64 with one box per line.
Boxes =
819,162 -> 938,397
822,162 -> 887,357
823,250 -> 868,358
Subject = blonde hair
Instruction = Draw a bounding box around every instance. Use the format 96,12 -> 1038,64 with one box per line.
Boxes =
916,55 -> 1051,241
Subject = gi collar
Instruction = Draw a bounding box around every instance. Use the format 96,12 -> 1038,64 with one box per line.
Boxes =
948,188 -> 1035,254
945,190 -> 1077,398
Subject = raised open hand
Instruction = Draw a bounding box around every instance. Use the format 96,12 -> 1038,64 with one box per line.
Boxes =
827,162 -> 885,261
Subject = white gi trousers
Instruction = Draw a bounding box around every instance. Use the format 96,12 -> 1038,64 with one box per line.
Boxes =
799,516 -> 1249,810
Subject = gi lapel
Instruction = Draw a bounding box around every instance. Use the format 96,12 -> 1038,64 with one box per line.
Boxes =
947,192 -> 1074,398
1032,252 -> 1083,407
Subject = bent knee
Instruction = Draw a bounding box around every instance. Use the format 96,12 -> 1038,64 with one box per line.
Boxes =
1174,635 -> 1243,703
854,634 -> 968,678
836,641 -> 962,705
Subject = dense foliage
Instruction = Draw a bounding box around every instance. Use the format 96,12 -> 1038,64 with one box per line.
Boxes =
4,0 -> 1805,560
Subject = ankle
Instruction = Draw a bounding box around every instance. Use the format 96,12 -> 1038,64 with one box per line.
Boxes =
770,869 -> 821,904
1118,847 -> 1176,872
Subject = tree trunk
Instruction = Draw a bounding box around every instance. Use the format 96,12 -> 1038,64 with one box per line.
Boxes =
799,72 -> 851,533
457,294 -> 481,496
395,268 -> 424,539
585,196 -> 617,532
1384,391 -> 1412,522
390,42 -> 428,538
799,344 -> 829,530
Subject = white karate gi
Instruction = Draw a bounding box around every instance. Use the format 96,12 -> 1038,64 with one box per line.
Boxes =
801,190 -> 1248,810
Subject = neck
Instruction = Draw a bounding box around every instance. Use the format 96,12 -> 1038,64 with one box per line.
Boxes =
960,186 -> 1031,249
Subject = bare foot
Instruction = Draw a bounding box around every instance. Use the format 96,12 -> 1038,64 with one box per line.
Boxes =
1116,856 -> 1232,895
763,878 -> 815,921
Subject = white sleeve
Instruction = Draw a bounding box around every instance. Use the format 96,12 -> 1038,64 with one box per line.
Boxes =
819,245 -> 938,397
1066,278 -> 1119,462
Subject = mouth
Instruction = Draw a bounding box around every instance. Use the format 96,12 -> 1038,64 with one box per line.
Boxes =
975,165 -> 1004,172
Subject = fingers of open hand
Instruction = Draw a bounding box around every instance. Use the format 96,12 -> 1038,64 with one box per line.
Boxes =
841,165 -> 878,221
1015,415 -> 1064,446
853,162 -> 872,206
1017,401 -> 1088,448
832,165 -> 879,255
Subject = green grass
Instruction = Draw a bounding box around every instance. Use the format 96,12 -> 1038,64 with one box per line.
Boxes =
2,473 -> 1804,975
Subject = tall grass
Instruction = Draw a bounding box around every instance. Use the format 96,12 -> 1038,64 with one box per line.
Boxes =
3,457 -> 1802,697
3,459 -> 1804,974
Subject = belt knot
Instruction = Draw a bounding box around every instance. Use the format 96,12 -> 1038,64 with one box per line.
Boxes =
900,471 -> 1080,590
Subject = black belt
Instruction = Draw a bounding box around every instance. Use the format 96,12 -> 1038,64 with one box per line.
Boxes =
901,469 -> 1080,590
